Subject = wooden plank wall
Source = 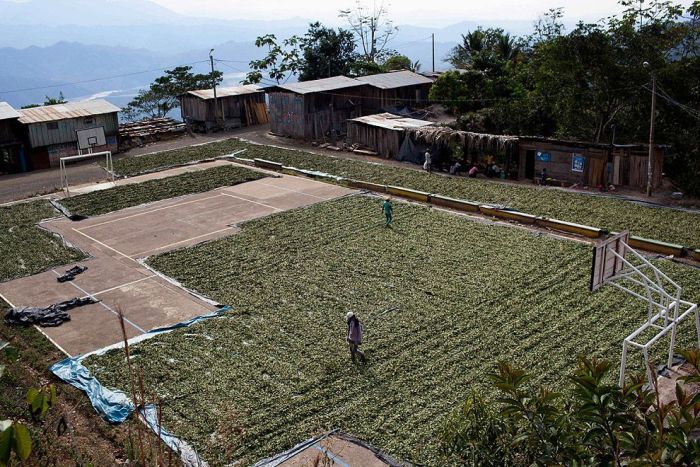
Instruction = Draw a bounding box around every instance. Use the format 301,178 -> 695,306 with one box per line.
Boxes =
304,91 -> 363,141
26,113 -> 119,148
0,119 -> 21,145
347,121 -> 402,158
269,92 -> 305,138
364,84 -> 431,113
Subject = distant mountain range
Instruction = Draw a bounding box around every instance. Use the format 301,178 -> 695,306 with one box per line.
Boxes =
0,0 -> 551,109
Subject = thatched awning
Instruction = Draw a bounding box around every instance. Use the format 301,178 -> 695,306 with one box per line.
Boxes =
408,127 -> 518,154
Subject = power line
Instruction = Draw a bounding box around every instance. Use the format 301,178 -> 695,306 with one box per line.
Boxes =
643,83 -> 700,121
215,60 -> 280,86
0,60 -> 211,95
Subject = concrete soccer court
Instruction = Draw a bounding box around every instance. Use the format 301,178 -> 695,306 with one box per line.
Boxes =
0,168 -> 353,356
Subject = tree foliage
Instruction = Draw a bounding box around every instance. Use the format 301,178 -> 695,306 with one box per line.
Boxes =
245,19 -> 416,84
440,351 -> 700,465
122,66 -> 222,120
434,0 -> 700,195
21,92 -> 67,109
244,34 -> 302,85
299,22 -> 358,81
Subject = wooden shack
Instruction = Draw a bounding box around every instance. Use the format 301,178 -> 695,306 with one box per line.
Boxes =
356,70 -> 434,113
179,85 -> 268,133
267,76 -> 369,141
347,113 -> 435,159
18,99 -> 120,170
518,137 -> 664,189
0,102 -> 25,174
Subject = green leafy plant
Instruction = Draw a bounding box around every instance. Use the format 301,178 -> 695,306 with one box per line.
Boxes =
441,354 -> 700,465
26,384 -> 56,421
61,165 -> 265,217
0,201 -> 85,282
0,420 -> 31,466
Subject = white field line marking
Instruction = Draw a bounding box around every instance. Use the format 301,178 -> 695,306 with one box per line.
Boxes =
256,181 -> 328,200
91,275 -> 156,296
51,270 -> 146,334
219,192 -> 283,212
0,292 -> 15,308
71,228 -> 136,262
0,291 -> 73,357
77,194 -> 226,231
129,227 -> 236,258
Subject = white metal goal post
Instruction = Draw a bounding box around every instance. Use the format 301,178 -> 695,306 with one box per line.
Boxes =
60,127 -> 115,196
590,231 -> 699,386
59,151 -> 114,196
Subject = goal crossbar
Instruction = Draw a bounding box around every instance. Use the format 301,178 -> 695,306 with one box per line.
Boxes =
60,151 -> 114,196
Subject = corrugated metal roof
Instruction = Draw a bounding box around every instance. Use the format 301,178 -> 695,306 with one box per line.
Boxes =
18,99 -> 120,124
350,113 -> 435,131
356,70 -> 434,90
274,76 -> 366,95
186,84 -> 262,100
0,102 -> 20,120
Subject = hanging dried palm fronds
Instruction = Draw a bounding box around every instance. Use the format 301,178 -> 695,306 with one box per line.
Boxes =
407,127 -> 518,154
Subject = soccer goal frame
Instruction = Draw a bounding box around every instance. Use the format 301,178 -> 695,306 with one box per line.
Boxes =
60,151 -> 114,196
591,231 -> 700,386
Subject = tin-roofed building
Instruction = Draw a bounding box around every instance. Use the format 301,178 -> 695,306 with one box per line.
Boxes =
356,70 -> 434,113
179,85 -> 268,133
347,113 -> 435,159
267,76 -> 369,140
0,102 -> 26,174
18,99 -> 120,169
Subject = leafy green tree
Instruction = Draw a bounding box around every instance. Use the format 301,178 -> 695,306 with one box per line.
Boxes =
123,66 -> 222,120
21,92 -> 67,109
244,34 -> 302,85
43,92 -> 67,106
429,70 -> 495,115
299,22 -> 357,81
382,54 -> 420,72
246,24 -> 359,84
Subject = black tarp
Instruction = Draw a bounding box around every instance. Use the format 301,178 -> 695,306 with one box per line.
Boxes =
4,297 -> 98,327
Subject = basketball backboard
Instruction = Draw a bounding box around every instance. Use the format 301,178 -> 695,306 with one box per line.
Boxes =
76,127 -> 106,151
590,230 -> 629,291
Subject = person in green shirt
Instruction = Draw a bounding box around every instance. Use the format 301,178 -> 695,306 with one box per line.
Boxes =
382,198 -> 393,227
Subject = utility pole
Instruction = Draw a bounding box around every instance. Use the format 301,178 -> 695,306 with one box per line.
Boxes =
209,49 -> 220,127
644,62 -> 656,197
432,33 -> 435,73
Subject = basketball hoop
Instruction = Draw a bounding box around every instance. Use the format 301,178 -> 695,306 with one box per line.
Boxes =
591,231 -> 699,386
59,127 -> 114,196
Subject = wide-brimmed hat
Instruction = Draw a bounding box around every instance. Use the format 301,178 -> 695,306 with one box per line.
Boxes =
345,311 -> 355,322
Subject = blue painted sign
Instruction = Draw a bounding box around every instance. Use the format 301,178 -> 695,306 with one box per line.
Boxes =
572,153 -> 585,173
535,151 -> 551,162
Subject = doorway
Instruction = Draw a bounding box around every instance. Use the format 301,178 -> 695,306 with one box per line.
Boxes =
525,150 -> 535,179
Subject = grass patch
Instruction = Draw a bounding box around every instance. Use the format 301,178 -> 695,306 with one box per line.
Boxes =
114,139 -> 700,247
84,196 -> 700,465
113,140 -> 246,177
0,201 -> 86,282
61,165 -> 266,217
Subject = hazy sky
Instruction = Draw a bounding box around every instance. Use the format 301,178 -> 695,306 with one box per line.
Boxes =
150,0 -> 692,26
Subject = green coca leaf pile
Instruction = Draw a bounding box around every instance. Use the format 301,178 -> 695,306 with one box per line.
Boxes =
61,165 -> 265,217
0,200 -> 86,281
84,196 -> 700,465
112,138 -> 700,247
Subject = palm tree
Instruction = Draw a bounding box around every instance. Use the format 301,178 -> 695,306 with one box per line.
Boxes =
495,33 -> 519,62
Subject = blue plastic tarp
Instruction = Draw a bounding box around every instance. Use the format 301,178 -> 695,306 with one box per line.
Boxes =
50,356 -> 133,423
49,306 -> 232,425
